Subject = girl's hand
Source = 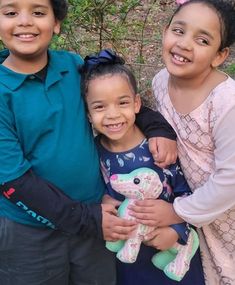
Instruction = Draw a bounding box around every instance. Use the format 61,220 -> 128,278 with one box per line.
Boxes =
102,194 -> 121,208
101,203 -> 136,241
144,227 -> 179,251
148,137 -> 177,168
128,199 -> 183,227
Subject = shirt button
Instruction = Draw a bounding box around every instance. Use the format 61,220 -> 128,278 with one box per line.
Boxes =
29,75 -> 35,79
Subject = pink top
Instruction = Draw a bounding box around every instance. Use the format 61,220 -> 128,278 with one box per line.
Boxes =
152,68 -> 235,285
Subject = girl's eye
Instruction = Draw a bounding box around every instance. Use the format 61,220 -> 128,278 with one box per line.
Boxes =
4,11 -> 17,17
197,38 -> 209,46
93,105 -> 104,111
172,28 -> 184,35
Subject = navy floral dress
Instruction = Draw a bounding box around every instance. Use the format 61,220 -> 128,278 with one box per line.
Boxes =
96,136 -> 205,285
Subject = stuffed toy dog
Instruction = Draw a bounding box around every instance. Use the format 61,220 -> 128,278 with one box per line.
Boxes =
106,167 -> 199,281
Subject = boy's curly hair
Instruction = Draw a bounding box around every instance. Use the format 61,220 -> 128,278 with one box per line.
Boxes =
50,0 -> 68,21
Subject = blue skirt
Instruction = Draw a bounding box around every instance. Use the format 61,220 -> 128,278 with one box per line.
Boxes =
116,244 -> 205,285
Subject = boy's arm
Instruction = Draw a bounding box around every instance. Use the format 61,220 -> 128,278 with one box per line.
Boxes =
136,106 -> 177,167
0,100 -> 135,240
0,170 -> 102,236
0,170 -> 135,240
136,106 -> 176,140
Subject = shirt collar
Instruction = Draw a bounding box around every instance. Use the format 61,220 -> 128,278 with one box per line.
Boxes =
0,49 -> 69,91
34,64 -> 48,81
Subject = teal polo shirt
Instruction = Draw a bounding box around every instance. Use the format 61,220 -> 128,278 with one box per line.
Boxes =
0,49 -> 105,227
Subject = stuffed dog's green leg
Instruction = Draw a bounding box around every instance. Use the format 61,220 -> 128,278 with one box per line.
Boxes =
164,228 -> 199,281
152,247 -> 178,270
106,240 -> 125,252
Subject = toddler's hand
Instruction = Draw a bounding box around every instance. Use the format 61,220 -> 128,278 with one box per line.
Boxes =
144,227 -> 179,251
148,137 -> 177,168
101,204 -> 136,242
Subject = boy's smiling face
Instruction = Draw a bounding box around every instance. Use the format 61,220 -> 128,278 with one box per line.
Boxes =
0,0 -> 60,66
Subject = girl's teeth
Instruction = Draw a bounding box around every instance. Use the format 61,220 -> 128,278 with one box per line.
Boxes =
174,54 -> 187,62
109,123 -> 122,128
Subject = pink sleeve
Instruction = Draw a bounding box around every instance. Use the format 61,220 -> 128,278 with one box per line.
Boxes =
174,106 -> 235,227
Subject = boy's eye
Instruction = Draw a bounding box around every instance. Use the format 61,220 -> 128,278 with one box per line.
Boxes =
33,11 -> 46,16
120,101 -> 130,106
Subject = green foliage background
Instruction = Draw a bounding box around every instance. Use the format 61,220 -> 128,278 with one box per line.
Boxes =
0,0 -> 234,97
50,0 -> 172,103
51,0 -> 145,52
51,0 -> 235,91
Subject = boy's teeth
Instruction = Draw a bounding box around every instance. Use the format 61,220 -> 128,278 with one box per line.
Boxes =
18,34 -> 34,38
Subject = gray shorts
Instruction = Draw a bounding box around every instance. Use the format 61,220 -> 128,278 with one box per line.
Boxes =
0,217 -> 116,285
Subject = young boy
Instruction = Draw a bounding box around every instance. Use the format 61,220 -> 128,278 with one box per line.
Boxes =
0,1 -> 176,284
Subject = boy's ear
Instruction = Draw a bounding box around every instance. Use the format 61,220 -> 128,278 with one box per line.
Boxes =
134,94 -> 142,114
87,113 -> 92,123
53,20 -> 61,35
211,47 -> 230,68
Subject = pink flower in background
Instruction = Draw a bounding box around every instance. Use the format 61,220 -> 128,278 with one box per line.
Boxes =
176,0 -> 189,4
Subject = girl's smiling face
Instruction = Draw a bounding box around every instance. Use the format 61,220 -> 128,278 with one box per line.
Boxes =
0,0 -> 60,62
162,2 -> 228,79
86,73 -> 141,143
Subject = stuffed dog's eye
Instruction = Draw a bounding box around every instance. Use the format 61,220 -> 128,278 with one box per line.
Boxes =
133,178 -> 140,184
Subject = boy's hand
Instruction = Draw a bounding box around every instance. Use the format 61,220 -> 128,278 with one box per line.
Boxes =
102,194 -> 121,208
128,199 -> 183,227
144,227 -> 179,251
148,137 -> 177,168
101,204 -> 136,241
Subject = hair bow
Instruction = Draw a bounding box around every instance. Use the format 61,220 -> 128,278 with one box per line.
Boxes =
84,49 -> 125,71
